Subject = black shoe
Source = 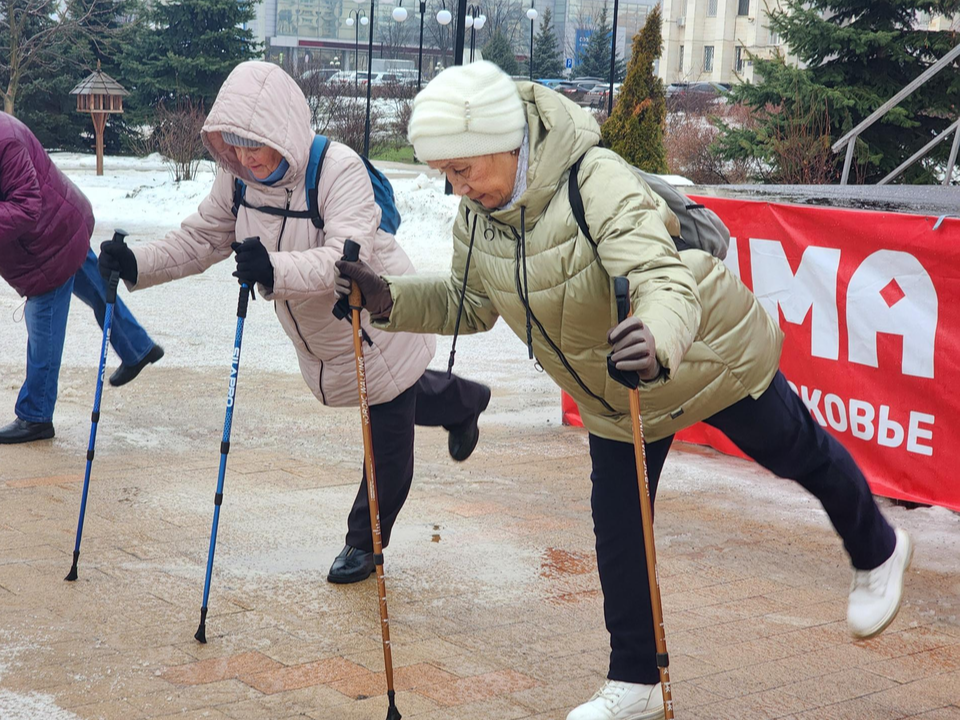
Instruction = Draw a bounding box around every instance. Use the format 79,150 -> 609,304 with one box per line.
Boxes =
327,544 -> 375,584
0,418 -> 55,444
447,384 -> 492,462
110,344 -> 164,387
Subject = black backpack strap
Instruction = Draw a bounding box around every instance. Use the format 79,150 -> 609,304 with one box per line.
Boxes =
568,153 -> 594,245
307,136 -> 332,230
231,179 -> 244,218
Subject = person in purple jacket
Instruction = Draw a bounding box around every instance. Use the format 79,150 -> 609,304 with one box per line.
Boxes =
0,114 -> 163,444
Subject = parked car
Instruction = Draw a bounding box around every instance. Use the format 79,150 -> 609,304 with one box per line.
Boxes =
555,80 -> 600,103
536,78 -> 565,89
666,81 -> 731,109
583,82 -> 622,108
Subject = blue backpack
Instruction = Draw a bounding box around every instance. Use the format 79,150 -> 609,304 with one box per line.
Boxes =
231,135 -> 401,236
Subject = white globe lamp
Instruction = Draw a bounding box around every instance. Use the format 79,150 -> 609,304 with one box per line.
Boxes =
527,7 -> 538,20
393,5 -> 408,21
436,8 -> 452,24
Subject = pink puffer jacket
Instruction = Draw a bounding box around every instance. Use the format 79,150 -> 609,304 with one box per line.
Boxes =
130,61 -> 435,407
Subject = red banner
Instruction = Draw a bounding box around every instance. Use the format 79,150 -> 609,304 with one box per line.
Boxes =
563,198 -> 960,511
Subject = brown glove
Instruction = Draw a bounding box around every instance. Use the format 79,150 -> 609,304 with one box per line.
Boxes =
608,316 -> 661,381
335,259 -> 394,320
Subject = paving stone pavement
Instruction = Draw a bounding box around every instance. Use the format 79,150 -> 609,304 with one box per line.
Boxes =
1,365 -> 959,719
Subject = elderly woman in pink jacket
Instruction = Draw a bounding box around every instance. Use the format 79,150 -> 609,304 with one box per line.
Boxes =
99,61 -> 491,583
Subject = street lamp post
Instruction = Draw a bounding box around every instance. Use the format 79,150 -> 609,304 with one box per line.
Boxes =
362,0 -> 376,157
345,10 -> 368,93
527,2 -> 537,81
436,1 -> 453,79
466,5 -> 483,62
608,0 -> 619,116
417,0 -> 427,89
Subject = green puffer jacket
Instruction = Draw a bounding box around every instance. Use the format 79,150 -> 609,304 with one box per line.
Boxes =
379,82 -> 783,443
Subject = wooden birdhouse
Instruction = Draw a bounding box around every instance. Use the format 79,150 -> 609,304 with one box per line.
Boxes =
70,61 -> 129,176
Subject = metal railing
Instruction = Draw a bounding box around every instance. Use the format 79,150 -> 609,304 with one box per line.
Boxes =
831,42 -> 960,186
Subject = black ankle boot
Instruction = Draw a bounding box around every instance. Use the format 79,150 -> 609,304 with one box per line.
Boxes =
327,544 -> 375,584
0,418 -> 55,444
110,344 -> 164,387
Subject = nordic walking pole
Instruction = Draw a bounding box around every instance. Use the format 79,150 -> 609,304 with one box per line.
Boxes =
66,228 -> 129,582
195,246 -> 255,644
340,239 -> 402,720
613,276 -> 675,719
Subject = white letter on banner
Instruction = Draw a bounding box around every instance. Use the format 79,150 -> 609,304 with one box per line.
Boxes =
824,394 -> 848,432
750,239 -> 841,360
723,237 -> 741,280
877,405 -> 905,448
907,412 -> 935,456
799,386 -> 826,426
847,251 -> 937,379
849,399 -> 875,441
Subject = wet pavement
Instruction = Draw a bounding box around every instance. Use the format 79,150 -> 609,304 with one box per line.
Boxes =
1,364 -> 960,719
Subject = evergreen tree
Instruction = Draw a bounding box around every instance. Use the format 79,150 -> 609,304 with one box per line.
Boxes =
576,3 -> 625,80
119,0 -> 260,116
720,0 -> 960,183
530,7 -> 564,79
600,5 -> 667,172
2,0 -> 133,150
482,29 -> 520,76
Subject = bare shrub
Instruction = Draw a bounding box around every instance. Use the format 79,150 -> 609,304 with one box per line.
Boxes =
153,100 -> 207,182
767,99 -> 838,184
666,103 -> 756,184
327,98 -> 386,157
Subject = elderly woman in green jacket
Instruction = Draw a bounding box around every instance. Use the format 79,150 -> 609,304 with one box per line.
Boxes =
337,61 -> 910,720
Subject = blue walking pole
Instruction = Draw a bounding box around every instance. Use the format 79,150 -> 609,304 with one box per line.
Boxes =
66,228 -> 128,582
195,277 -> 253,644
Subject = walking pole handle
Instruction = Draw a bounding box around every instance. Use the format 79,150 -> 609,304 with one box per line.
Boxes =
613,275 -> 631,324
105,228 -> 129,304
332,239 -> 362,320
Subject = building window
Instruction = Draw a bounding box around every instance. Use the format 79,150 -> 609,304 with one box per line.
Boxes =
738,0 -> 750,15
770,28 -> 780,44
703,45 -> 714,72
735,46 -> 743,72
679,45 -> 685,71
707,0 -> 717,16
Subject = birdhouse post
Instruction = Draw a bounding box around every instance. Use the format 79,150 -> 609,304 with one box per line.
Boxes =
70,61 -> 129,176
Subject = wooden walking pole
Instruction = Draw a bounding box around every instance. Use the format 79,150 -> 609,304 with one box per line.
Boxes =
342,239 -> 402,720
614,276 -> 675,718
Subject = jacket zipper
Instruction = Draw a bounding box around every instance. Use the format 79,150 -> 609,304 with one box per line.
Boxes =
511,228 -> 616,414
274,188 -> 328,405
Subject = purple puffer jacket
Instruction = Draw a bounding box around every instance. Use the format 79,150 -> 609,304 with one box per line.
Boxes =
0,113 -> 94,297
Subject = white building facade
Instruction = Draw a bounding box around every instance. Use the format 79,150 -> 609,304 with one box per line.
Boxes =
658,0 -> 789,84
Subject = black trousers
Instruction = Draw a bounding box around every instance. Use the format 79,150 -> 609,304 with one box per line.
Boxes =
589,371 -> 897,684
345,369 -> 489,551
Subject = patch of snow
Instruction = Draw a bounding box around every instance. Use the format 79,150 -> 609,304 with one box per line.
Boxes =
0,633 -> 80,720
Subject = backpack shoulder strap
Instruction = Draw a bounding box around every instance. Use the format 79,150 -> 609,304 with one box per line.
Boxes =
231,178 -> 246,218
567,152 -> 594,245
305,135 -> 331,230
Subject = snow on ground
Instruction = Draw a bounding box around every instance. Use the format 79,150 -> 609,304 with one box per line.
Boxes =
1,153 -> 958,570
0,634 -> 79,720
0,153 -> 559,424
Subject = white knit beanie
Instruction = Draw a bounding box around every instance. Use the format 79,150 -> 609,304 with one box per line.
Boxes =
221,131 -> 263,148
408,61 -> 526,161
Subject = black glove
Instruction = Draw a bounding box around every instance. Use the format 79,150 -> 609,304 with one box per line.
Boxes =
99,239 -> 138,284
232,237 -> 274,289
335,258 -> 393,320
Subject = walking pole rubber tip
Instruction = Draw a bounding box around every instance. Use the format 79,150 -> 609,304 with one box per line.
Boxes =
195,607 -> 208,644
65,551 -> 80,581
386,690 -> 402,720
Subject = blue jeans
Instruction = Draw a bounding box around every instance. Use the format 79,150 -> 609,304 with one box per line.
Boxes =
16,250 -> 155,423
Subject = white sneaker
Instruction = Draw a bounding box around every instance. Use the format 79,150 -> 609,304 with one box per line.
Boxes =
848,527 -> 913,639
567,680 -> 665,720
